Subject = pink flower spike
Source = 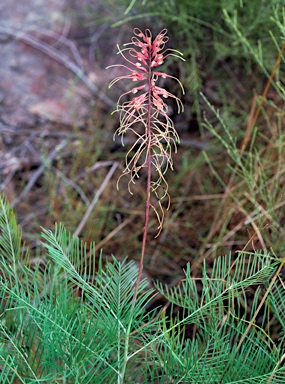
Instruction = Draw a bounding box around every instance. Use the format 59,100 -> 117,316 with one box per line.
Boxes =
107,26 -> 184,230
107,27 -> 185,310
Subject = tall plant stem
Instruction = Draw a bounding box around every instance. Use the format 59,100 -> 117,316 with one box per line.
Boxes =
109,29 -> 184,382
131,64 -> 153,311
121,60 -> 152,384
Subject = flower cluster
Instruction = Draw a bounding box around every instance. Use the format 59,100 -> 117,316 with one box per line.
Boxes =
108,28 -> 184,230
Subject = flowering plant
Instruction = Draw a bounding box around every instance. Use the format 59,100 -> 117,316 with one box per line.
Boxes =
108,28 -> 184,231
108,28 -> 184,309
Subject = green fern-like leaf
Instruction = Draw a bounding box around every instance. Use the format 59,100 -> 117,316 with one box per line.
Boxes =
1,194 -> 285,383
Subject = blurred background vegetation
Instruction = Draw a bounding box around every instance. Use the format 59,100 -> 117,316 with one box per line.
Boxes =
2,0 -> 285,287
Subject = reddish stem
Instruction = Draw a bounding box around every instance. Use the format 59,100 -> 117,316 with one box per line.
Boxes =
131,50 -> 153,310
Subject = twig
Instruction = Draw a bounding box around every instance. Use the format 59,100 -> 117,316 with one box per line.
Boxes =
245,198 -> 285,226
95,217 -> 132,251
235,257 -> 285,353
49,165 -> 90,206
0,169 -> 16,193
11,140 -> 67,207
0,25 -> 115,108
267,353 -> 285,383
242,40 -> 285,151
244,191 -> 281,229
28,20 -> 83,68
73,162 -> 118,238
74,160 -> 118,182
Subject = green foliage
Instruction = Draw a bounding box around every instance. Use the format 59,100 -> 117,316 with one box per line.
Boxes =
121,0 -> 283,62
108,0 -> 284,99
201,89 -> 285,256
1,195 -> 285,383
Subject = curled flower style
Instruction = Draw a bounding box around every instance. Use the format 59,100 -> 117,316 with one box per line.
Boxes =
107,28 -> 185,234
